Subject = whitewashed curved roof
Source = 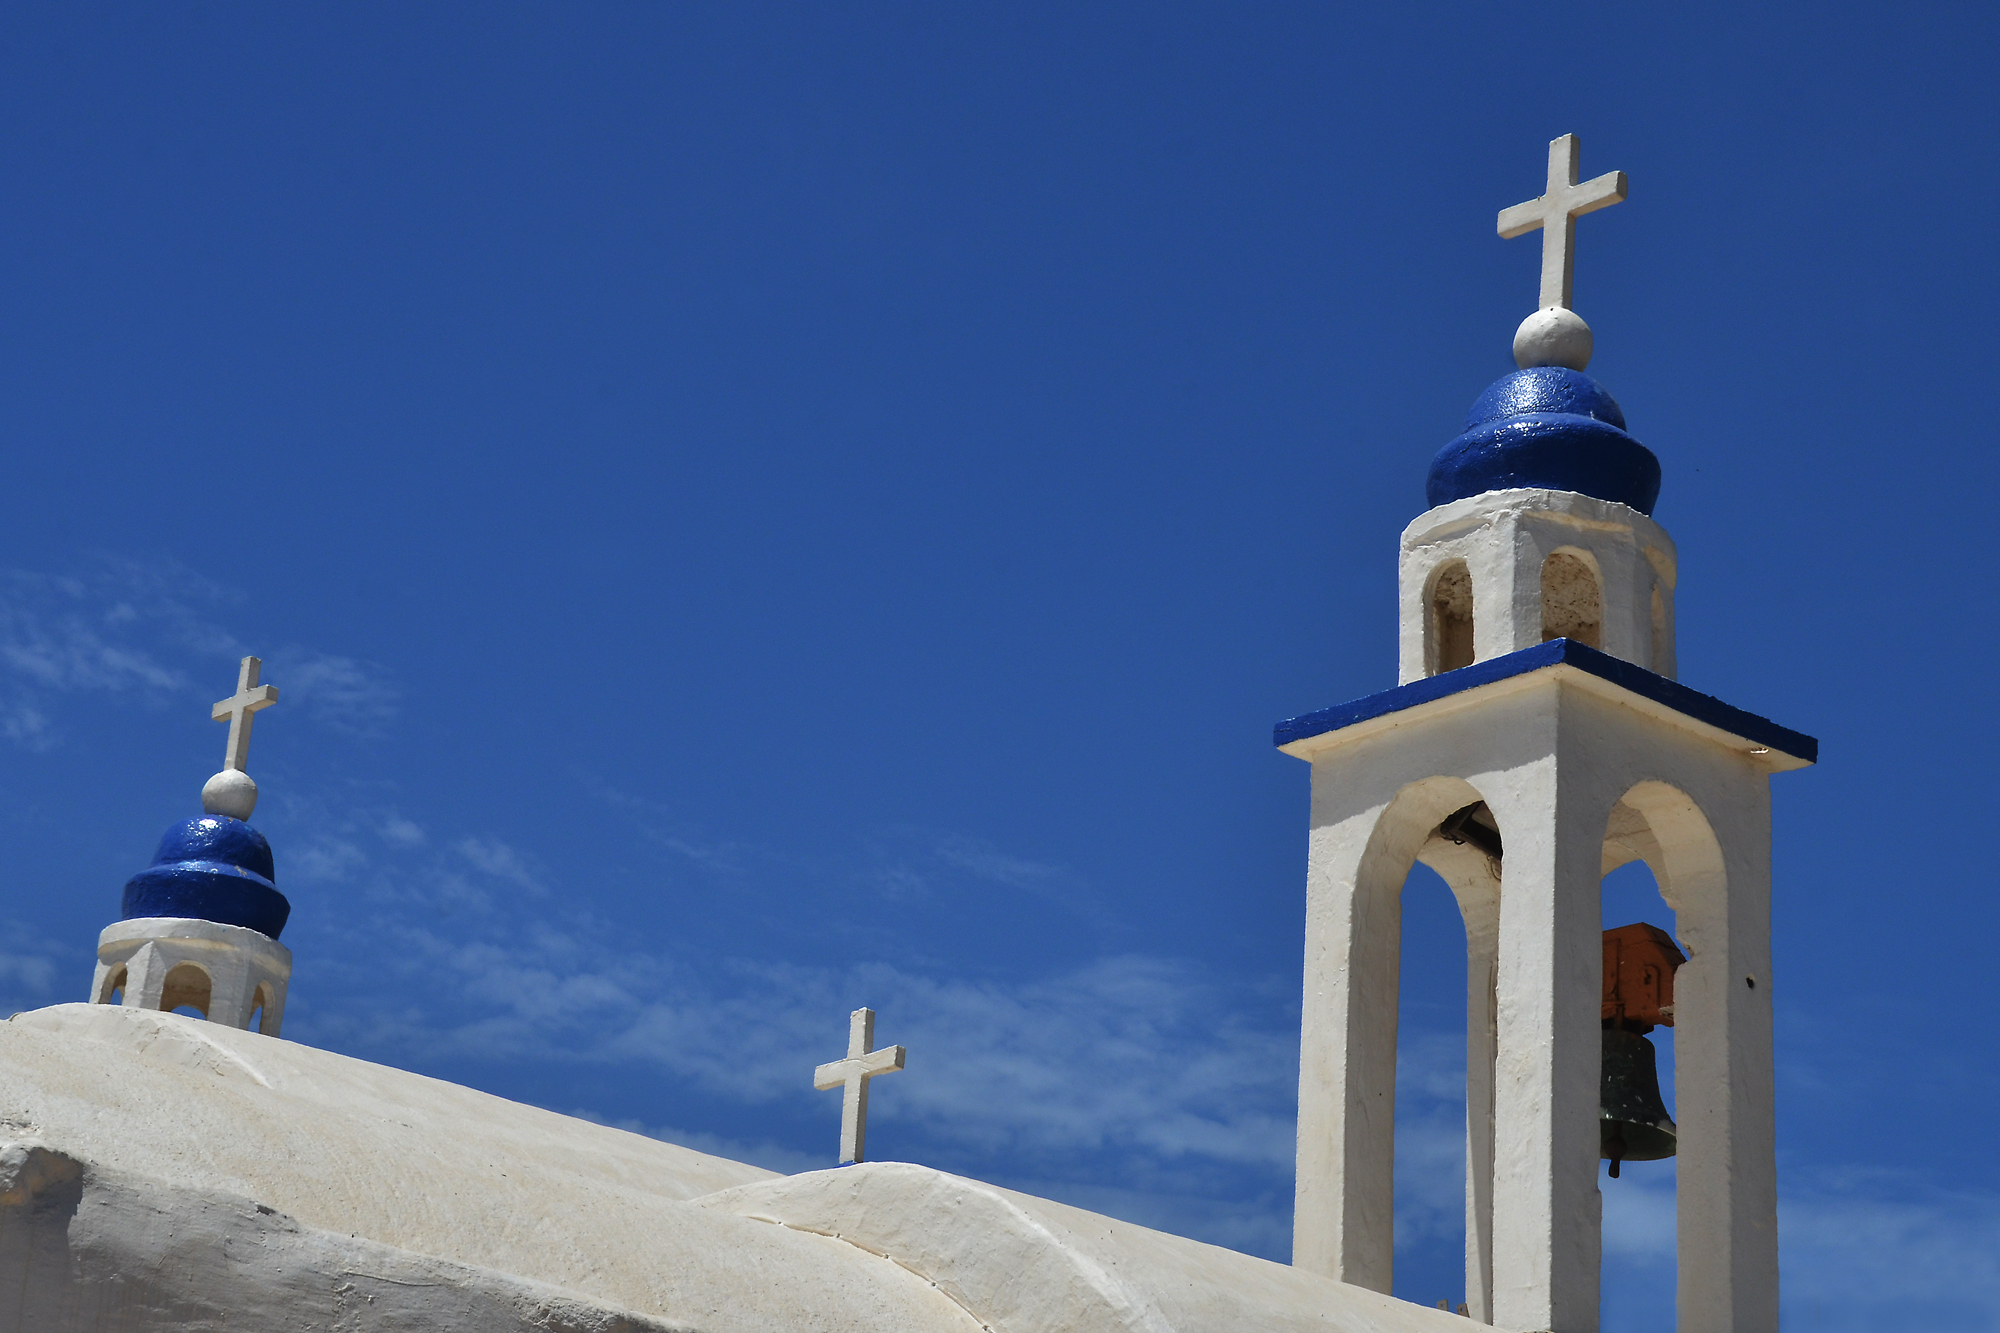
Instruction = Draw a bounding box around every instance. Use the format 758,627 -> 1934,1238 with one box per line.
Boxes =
0,1004 -> 1462,1333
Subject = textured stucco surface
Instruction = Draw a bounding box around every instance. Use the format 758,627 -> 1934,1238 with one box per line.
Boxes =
0,1005 -> 970,1332
0,1143 -> 694,1332
702,1162 -> 1470,1333
0,1003 -> 1469,1332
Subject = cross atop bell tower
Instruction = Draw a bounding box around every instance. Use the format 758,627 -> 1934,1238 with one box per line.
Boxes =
1498,133 -> 1628,312
203,656 -> 279,821
1494,134 -> 1629,376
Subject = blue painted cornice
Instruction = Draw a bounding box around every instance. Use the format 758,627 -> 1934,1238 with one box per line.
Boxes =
1273,639 -> 1817,764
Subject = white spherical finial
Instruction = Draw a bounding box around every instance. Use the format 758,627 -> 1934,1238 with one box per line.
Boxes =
202,769 -> 259,821
1513,307 -> 1594,371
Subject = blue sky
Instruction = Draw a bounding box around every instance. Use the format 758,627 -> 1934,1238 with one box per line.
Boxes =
0,5 -> 1993,1330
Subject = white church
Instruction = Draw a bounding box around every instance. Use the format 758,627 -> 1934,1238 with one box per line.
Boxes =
0,136 -> 1811,1333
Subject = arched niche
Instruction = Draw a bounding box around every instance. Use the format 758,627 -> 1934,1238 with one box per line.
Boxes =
251,982 -> 277,1035
159,961 -> 213,1019
1541,549 -> 1603,647
1426,561 -> 1475,675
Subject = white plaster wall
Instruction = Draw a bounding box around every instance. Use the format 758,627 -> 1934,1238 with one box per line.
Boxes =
1287,669 -> 1785,1333
1397,490 -> 1679,684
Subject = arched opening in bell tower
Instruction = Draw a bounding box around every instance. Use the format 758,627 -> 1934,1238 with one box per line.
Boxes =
1596,780 -> 1729,1333
1541,550 -> 1602,647
1394,858 -> 1476,1313
1427,561 -> 1474,674
160,962 -> 212,1019
1599,853 -> 1681,1333
1331,777 -> 1501,1318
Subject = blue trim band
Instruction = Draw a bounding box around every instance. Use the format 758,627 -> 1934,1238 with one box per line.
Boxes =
120,866 -> 291,939
1272,639 -> 1817,763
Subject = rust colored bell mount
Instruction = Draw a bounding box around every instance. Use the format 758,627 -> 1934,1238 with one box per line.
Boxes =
1600,922 -> 1685,1178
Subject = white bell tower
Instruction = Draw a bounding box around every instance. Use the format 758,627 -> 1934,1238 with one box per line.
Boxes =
1278,136 -> 1814,1332
90,656 -> 295,1037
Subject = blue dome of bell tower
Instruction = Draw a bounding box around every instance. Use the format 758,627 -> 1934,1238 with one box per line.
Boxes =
120,814 -> 290,939
1425,366 -> 1661,515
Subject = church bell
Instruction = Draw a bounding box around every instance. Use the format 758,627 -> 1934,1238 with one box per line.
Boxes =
1600,922 -> 1685,1178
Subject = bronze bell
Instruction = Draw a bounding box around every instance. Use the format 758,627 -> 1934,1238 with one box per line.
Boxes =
1600,923 -> 1686,1178
1600,1026 -> 1675,1176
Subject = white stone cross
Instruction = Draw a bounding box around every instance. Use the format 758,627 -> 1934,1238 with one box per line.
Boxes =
813,1007 -> 905,1165
212,656 -> 279,773
1497,133 -> 1628,311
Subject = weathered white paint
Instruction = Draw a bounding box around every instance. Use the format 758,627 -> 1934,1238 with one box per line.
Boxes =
1497,135 -> 1627,313
813,1006 -> 906,1164
1284,664 -> 1795,1332
91,916 -> 292,1036
1400,489 -> 1677,685
0,1003 -> 1481,1332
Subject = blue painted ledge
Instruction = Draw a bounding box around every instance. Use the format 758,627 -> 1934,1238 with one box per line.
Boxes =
1273,639 -> 1817,763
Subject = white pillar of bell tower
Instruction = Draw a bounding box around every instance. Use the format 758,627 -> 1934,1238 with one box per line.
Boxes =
1280,137 -> 1814,1333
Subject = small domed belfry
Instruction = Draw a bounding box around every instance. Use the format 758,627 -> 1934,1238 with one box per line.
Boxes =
90,657 -> 292,1036
1275,135 -> 1813,1332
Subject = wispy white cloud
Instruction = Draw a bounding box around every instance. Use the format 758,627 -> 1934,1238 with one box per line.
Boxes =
1780,1173 -> 2000,1330
379,816 -> 426,848
323,916 -> 1298,1178
289,832 -> 372,885
855,826 -> 1108,922
0,952 -> 61,997
602,786 -> 1113,929
1393,1029 -> 1472,1252
455,836 -> 547,895
291,801 -> 1299,1229
931,833 -> 1096,903
0,919 -> 76,1011
0,559 -> 399,749
276,652 -> 399,735
0,568 -> 192,747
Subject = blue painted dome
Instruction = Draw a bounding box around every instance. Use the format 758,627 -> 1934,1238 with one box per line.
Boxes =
1426,366 -> 1661,515
120,815 -> 290,939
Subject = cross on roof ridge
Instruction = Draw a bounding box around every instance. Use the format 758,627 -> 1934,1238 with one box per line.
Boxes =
812,1007 -> 905,1165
